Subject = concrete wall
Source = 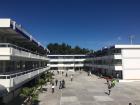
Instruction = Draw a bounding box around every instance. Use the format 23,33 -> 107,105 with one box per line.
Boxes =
122,49 -> 140,80
0,19 -> 10,27
3,88 -> 21,103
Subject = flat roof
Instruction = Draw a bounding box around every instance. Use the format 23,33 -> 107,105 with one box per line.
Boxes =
48,55 -> 86,56
0,18 -> 48,54
115,45 -> 140,49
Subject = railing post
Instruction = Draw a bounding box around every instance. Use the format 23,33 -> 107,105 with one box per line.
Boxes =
12,21 -> 16,30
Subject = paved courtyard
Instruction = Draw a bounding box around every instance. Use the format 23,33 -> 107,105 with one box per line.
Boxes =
38,71 -> 140,105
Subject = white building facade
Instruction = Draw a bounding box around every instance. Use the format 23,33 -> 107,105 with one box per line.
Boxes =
85,45 -> 140,80
0,19 -> 50,103
48,55 -> 86,72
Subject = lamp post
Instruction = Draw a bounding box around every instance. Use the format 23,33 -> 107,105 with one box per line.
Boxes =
129,35 -> 135,45
73,55 -> 75,72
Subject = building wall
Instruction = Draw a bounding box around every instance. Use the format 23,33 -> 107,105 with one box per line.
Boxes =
85,46 -> 140,80
0,18 -> 50,103
48,55 -> 86,71
122,49 -> 140,79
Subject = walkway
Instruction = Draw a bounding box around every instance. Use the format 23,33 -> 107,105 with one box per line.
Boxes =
38,71 -> 140,105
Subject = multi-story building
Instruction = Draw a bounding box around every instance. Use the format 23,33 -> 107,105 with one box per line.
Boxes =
48,55 -> 86,72
0,19 -> 50,103
85,45 -> 140,80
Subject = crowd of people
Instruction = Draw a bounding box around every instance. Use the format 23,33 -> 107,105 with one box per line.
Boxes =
45,70 -> 136,105
50,70 -> 74,93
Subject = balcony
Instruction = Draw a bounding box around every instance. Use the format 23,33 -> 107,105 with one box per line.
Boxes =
0,66 -> 50,92
50,64 -> 84,67
50,59 -> 85,62
95,54 -> 122,60
88,64 -> 122,71
0,43 -> 49,61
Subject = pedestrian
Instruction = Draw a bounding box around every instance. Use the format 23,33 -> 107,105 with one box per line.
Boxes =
57,70 -> 59,74
70,75 -> 73,81
62,71 -> 64,75
59,81 -> 62,89
89,71 -> 91,76
108,84 -> 111,95
55,79 -> 58,86
65,73 -> 68,77
106,78 -> 109,84
129,103 -> 132,105
62,79 -> 65,88
116,73 -> 119,79
107,81 -> 111,95
88,71 -> 90,76
51,83 -> 55,93
111,79 -> 116,88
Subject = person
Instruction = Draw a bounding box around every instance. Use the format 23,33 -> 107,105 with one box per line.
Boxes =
59,81 -> 62,89
108,83 -> 111,95
89,71 -> 91,76
111,79 -> 116,88
65,73 -> 68,77
51,83 -> 55,93
106,78 -> 109,84
70,75 -> 73,81
62,71 -> 64,75
62,79 -> 65,88
116,73 -> 119,79
107,80 -> 111,95
57,70 -> 59,74
88,71 -> 90,76
129,103 -> 132,105
55,79 -> 58,86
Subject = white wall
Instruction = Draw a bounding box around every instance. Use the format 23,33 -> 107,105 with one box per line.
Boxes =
0,48 -> 48,61
123,59 -> 140,69
122,49 -> 140,58
0,19 -> 10,27
122,49 -> 140,80
123,70 -> 140,80
50,59 -> 85,62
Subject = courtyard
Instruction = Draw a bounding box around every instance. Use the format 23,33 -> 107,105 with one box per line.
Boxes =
38,71 -> 140,105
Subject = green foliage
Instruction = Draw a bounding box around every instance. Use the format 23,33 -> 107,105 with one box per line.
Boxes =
20,87 -> 38,104
40,73 -> 47,81
20,72 -> 55,105
38,79 -> 46,86
20,87 -> 32,98
37,78 -> 46,92
45,72 -> 54,82
47,43 -> 92,54
37,71 -> 54,91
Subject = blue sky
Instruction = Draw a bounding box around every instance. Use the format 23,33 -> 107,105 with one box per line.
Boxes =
0,0 -> 140,50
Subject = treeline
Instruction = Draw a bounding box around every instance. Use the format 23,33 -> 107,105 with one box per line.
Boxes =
47,43 -> 93,55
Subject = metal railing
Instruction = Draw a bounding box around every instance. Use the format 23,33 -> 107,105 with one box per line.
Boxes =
0,66 -> 49,79
0,43 -> 47,57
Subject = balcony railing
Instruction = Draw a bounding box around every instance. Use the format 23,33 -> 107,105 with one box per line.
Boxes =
0,43 -> 48,60
0,43 -> 46,57
0,66 -> 49,79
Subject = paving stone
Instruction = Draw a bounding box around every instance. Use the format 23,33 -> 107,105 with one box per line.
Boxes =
94,96 -> 114,101
61,102 -> 81,105
80,102 -> 98,105
61,96 -> 78,103
77,94 -> 94,102
38,71 -> 140,105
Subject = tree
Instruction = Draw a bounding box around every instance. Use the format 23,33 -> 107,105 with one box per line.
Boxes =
38,79 -> 46,91
47,43 -> 92,54
20,87 -> 38,105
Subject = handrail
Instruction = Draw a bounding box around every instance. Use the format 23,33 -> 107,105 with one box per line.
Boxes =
0,43 -> 47,57
94,54 -> 121,60
10,20 -> 45,49
0,66 -> 49,79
